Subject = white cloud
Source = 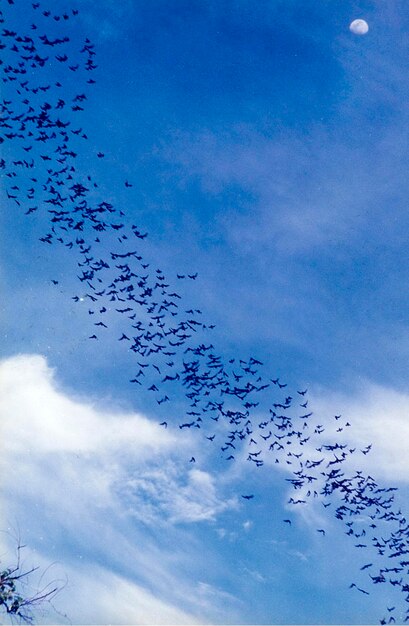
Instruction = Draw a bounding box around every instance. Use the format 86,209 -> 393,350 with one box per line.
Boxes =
119,464 -> 238,525
240,566 -> 266,583
51,562 -> 202,625
0,353 -> 175,456
311,381 -> 409,483
0,354 -> 238,624
236,380 -> 409,534
287,548 -> 309,562
194,580 -> 242,619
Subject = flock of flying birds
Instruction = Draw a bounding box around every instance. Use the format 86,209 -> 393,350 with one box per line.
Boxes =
1,2 -> 408,623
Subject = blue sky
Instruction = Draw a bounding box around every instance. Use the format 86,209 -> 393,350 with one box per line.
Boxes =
2,0 -> 409,624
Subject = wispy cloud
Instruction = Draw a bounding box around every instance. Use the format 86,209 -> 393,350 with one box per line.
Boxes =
122,465 -> 238,525
156,120 -> 409,258
79,0 -> 137,41
312,381 -> 409,483
0,354 -> 239,624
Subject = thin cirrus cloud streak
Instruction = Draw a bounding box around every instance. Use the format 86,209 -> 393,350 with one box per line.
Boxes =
156,121 -> 409,258
0,354 -> 240,624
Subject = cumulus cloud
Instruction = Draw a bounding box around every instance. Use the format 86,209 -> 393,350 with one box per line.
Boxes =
0,354 -> 238,624
0,353 -> 175,456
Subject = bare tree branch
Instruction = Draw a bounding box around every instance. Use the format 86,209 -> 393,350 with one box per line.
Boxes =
0,537 -> 64,624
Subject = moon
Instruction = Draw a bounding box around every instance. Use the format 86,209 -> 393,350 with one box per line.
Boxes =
349,19 -> 369,35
